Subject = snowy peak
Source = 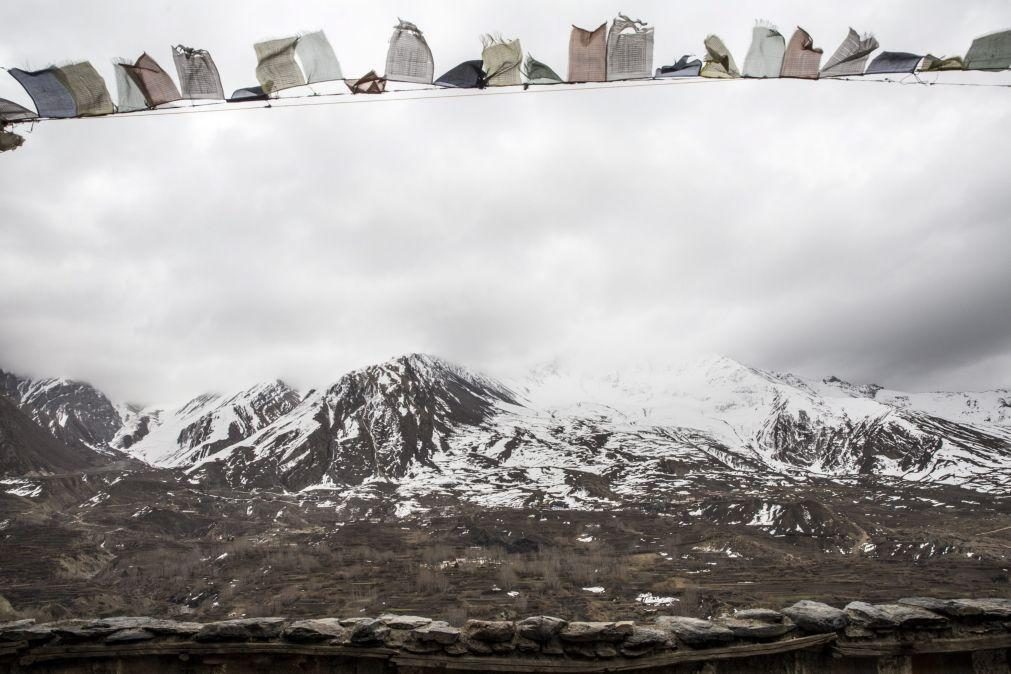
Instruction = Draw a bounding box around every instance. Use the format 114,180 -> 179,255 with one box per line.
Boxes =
114,380 -> 301,466
0,369 -> 122,454
187,354 -> 519,490
820,375 -> 885,399
4,355 -> 1010,501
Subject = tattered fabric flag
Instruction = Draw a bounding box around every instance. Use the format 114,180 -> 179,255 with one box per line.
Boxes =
113,59 -> 148,113
606,14 -> 654,81
865,51 -> 923,75
228,86 -> 269,102
780,27 -> 822,79
481,35 -> 522,86
820,29 -> 879,78
919,54 -> 965,71
569,23 -> 607,82
523,55 -> 563,85
121,53 -> 181,107
255,37 -> 306,94
655,55 -> 702,78
345,71 -> 386,94
385,19 -> 435,84
700,35 -> 740,79
296,31 -> 343,84
743,24 -> 785,78
0,128 -> 25,152
0,98 -> 39,123
965,30 -> 1011,71
8,68 -> 77,118
53,62 -> 115,116
435,60 -> 485,88
173,45 -> 225,99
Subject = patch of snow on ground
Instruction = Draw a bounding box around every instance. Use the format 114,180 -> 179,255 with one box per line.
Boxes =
636,592 -> 679,606
1,479 -> 42,498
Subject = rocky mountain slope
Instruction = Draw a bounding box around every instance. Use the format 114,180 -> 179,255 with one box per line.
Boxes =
112,381 -> 302,467
3,355 -> 1010,506
0,394 -> 107,476
174,355 -> 1011,505
0,370 -> 123,455
1,355 -> 1009,623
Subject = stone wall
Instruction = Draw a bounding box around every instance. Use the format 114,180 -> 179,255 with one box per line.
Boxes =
2,597 -> 1010,673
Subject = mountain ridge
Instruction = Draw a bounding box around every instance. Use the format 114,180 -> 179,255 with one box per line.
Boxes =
2,354 -> 1010,504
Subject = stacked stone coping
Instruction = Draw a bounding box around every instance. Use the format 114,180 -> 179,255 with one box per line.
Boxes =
2,597 -> 1011,661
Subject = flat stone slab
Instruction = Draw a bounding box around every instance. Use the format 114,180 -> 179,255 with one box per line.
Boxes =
846,602 -> 948,630
142,620 -> 204,636
349,619 -> 390,645
948,599 -> 1011,619
516,616 -> 567,643
620,626 -> 670,656
898,597 -> 1011,619
412,621 -> 460,645
194,618 -> 287,642
464,620 -> 514,643
85,617 -> 159,630
733,609 -> 785,623
721,617 -> 795,639
0,619 -> 35,630
0,621 -> 45,643
559,621 -> 633,643
378,615 -> 431,630
656,617 -> 735,646
282,619 -> 346,643
782,601 -> 848,633
105,628 -> 156,644
51,625 -> 121,642
81,617 -> 203,637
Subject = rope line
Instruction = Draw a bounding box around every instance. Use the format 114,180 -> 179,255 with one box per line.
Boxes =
4,73 -> 1009,125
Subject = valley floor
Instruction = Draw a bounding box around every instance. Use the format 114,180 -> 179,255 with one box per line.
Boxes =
2,469 -> 1009,624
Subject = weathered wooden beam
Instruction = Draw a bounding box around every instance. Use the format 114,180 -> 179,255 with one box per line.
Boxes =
835,634 -> 1011,658
19,641 -> 397,665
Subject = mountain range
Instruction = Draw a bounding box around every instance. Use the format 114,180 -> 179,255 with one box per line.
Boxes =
3,354 -> 1010,511
3,353 -> 1011,621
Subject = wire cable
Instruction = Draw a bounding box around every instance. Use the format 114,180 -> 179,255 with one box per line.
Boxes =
5,73 -> 1009,126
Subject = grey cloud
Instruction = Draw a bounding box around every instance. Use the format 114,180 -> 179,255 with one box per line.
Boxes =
1,1 -> 1010,402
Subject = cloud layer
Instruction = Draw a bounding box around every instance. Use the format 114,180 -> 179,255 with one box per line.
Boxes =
1,1 -> 1010,402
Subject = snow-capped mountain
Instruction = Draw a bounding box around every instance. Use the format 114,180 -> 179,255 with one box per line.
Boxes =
0,369 -> 123,455
3,355 -> 1010,507
102,354 -> 1007,505
0,394 -> 108,476
187,355 -> 519,489
112,381 -> 302,467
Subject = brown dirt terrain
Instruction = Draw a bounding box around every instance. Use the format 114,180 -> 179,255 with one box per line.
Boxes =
1,469 -> 1009,624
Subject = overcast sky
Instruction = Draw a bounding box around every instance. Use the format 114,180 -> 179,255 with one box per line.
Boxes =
1,1 -> 1010,404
